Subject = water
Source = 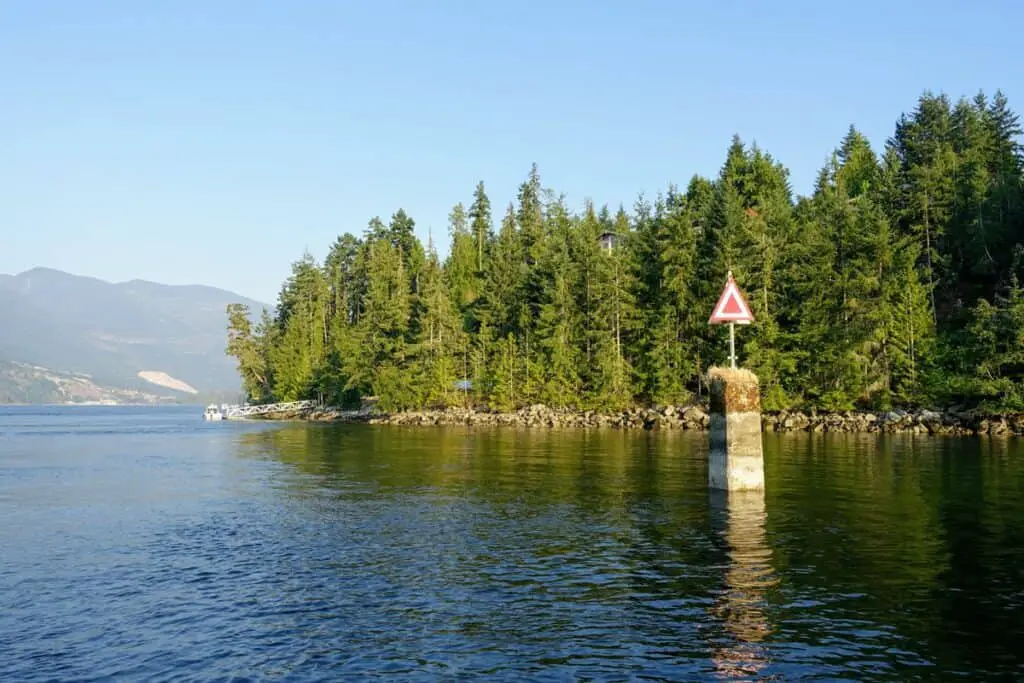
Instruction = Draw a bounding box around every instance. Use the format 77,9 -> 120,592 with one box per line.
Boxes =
2,406 -> 1024,681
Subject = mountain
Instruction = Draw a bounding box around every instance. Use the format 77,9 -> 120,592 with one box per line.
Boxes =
0,267 -> 270,399
0,361 -> 187,405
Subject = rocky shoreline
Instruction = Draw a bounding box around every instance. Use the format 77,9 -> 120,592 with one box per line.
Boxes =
293,403 -> 1024,437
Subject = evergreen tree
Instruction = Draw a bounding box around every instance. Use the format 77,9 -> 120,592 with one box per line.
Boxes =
645,189 -> 701,405
515,165 -> 548,403
732,145 -> 795,408
489,333 -> 519,412
478,203 -> 523,339
354,238 -> 412,409
444,203 -> 478,310
883,237 -> 935,405
388,208 -> 425,296
414,241 -> 463,407
587,208 -> 638,407
225,303 -> 272,403
229,87 -> 1024,416
535,197 -> 581,406
574,202 -> 637,409
324,234 -> 362,327
267,254 -> 329,401
475,204 -> 525,405
887,92 -> 957,322
469,181 -> 493,273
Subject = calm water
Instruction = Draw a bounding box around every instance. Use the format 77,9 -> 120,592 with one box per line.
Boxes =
2,407 -> 1024,681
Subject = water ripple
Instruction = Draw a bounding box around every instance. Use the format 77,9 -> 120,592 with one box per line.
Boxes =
2,414 -> 1024,679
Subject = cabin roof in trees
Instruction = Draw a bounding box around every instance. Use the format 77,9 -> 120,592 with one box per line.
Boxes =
598,230 -> 620,251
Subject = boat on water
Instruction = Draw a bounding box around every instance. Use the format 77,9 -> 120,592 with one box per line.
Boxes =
203,404 -> 224,421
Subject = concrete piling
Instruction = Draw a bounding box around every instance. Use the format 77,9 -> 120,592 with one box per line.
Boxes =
707,367 -> 765,491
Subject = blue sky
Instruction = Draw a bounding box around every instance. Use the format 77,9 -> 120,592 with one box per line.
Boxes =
1,0 -> 1020,304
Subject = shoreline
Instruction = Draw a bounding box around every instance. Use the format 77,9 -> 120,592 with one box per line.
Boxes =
263,404 -> 1024,437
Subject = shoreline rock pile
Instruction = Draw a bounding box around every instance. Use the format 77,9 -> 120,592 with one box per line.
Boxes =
762,409 -> 1022,436
285,403 -> 1024,436
367,404 -> 712,430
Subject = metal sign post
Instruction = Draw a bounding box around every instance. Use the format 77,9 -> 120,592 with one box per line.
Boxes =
729,322 -> 736,369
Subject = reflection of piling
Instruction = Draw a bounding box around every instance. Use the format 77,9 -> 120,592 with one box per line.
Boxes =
709,488 -> 777,678
707,367 -> 764,491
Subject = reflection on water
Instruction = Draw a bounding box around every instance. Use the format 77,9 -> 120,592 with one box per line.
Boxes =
709,489 -> 777,679
4,408 -> 1024,680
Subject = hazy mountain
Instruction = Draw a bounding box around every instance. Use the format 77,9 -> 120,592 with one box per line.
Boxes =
0,361 -> 187,405
0,267 -> 270,396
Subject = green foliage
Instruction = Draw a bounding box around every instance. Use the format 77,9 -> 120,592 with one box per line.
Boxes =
226,87 -> 1024,414
415,242 -> 464,407
225,303 -> 273,403
444,203 -> 477,310
939,254 -> 1024,411
469,180 -> 493,274
265,254 -> 329,401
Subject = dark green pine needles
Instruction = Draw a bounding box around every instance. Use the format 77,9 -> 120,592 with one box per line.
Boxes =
227,89 -> 1024,414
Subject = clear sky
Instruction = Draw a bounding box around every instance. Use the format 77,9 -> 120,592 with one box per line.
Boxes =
1,0 -> 1020,304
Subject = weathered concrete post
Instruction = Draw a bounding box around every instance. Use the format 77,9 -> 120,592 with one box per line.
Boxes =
708,366 -> 764,491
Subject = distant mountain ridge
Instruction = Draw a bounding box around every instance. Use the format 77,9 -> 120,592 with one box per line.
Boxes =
0,267 -> 270,399
0,361 -> 188,405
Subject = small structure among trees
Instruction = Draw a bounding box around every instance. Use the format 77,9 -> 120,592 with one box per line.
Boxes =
598,230 -> 619,253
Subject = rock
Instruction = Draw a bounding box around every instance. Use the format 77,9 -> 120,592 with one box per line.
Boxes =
1010,415 -> 1024,434
685,407 -> 709,428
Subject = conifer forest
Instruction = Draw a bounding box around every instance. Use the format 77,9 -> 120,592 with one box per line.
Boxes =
226,90 -> 1024,413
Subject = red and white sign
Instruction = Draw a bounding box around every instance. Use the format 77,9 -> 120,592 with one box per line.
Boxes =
709,272 -> 754,325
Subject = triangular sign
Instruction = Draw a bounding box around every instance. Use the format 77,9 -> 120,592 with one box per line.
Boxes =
709,272 -> 754,325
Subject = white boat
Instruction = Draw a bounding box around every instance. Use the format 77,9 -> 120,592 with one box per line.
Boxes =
203,404 -> 224,421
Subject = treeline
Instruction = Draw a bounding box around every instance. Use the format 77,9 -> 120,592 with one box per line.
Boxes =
227,89 -> 1024,413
